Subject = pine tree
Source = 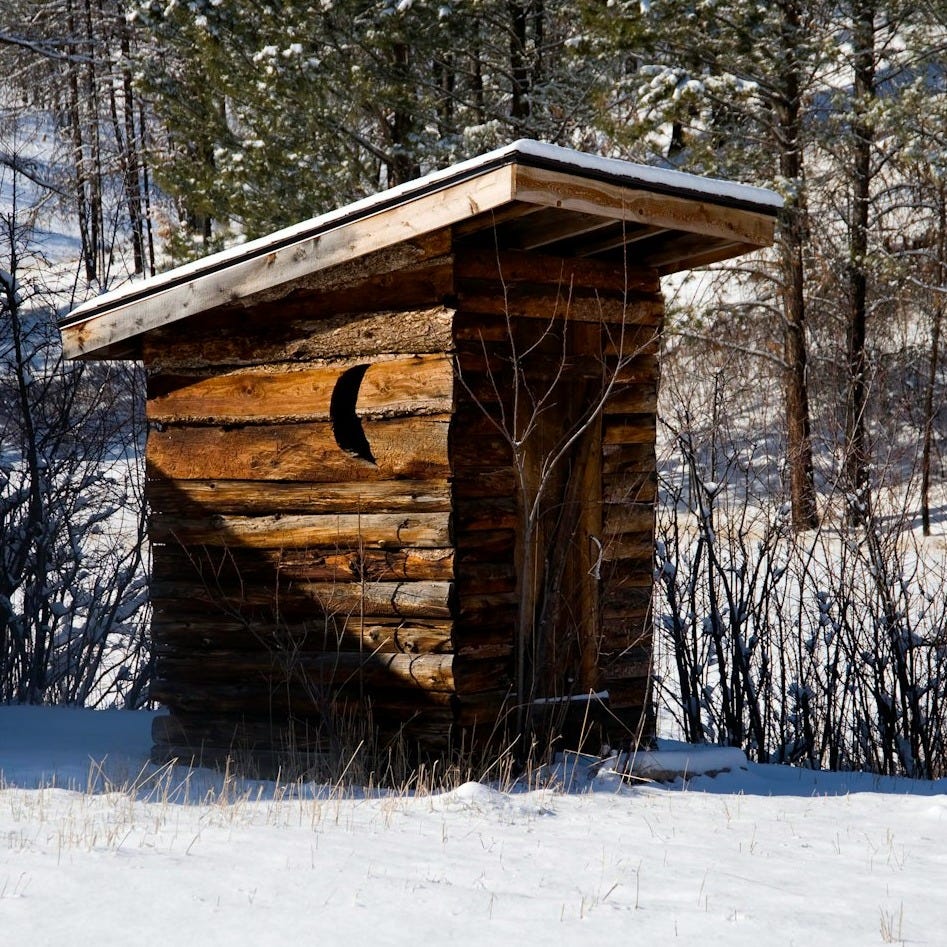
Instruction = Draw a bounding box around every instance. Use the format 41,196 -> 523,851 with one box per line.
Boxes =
134,0 -> 610,244
593,0 -> 829,530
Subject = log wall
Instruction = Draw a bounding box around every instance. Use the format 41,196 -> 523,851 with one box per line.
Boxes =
145,237 -> 463,762
450,245 -> 662,747
145,230 -> 662,765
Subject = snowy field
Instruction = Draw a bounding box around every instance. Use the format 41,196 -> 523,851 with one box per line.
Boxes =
1,708 -> 946,945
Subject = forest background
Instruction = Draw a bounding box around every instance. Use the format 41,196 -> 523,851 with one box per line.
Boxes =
3,0 -> 947,778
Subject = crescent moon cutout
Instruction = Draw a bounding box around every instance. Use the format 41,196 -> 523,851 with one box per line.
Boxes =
330,364 -> 376,465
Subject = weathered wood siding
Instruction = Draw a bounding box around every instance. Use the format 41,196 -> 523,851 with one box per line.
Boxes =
450,244 -> 662,745
145,243 -> 461,760
145,230 -> 662,763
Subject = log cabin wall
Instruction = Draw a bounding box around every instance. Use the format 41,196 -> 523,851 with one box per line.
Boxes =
143,233 -> 465,762
141,233 -> 663,763
450,243 -> 664,749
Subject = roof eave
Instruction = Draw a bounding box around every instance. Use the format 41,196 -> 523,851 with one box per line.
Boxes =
60,141 -> 782,361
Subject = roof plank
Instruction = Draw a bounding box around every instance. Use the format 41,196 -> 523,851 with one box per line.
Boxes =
512,165 -> 777,250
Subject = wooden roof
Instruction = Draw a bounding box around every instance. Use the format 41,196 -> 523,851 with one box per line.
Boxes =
60,140 -> 781,360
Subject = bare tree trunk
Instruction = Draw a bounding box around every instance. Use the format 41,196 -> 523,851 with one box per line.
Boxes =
921,183 -> 945,535
118,8 -> 146,275
65,0 -> 95,281
138,100 -> 156,275
386,42 -> 419,186
844,0 -> 875,526
777,0 -> 818,531
508,0 -> 530,129
82,0 -> 105,282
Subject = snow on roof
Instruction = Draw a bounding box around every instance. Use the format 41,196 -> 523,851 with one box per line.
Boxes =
513,139 -> 783,210
61,140 -> 781,330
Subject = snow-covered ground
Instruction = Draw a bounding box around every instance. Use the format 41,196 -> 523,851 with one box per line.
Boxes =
1,707 -> 945,945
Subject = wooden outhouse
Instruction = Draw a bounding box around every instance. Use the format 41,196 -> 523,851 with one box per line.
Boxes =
60,141 -> 779,765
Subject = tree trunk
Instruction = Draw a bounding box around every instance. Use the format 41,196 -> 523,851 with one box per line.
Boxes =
508,1 -> 530,129
777,0 -> 818,531
921,183 -> 945,535
844,0 -> 875,527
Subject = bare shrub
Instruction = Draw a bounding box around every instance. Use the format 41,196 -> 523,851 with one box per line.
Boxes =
654,427 -> 947,778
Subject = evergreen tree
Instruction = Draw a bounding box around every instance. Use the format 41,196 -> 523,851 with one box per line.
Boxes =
134,0 -> 609,243
593,0 -> 829,530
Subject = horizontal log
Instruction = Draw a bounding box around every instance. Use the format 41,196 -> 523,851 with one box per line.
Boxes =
599,626 -> 653,655
445,629 -> 513,661
603,383 -> 659,415
152,708 -> 460,757
147,478 -> 452,516
602,326 -> 662,359
454,497 -> 517,532
294,580 -> 454,619
152,545 -> 455,584
454,657 -> 514,695
454,345 -> 515,378
452,689 -> 515,728
152,714 -> 337,754
456,289 -> 657,325
602,680 -> 652,711
598,531 -> 654,561
453,314 -> 519,343
454,247 -> 661,295
451,468 -> 516,499
603,414 -> 656,447
137,229 -> 454,365
452,372 -> 517,408
602,470 -> 657,505
143,290 -> 455,369
453,529 -> 516,560
146,416 -> 450,481
151,694 -> 514,751
152,654 -> 510,707
601,582 -> 652,612
599,556 -> 653,587
602,503 -> 655,537
152,612 -> 454,655
260,228 -> 452,302
602,603 -> 652,624
147,354 -> 454,424
455,315 -> 662,363
450,607 -> 517,640
450,431 -> 511,470
150,511 -> 451,549
450,406 -> 525,441
149,679 -> 458,716
454,561 -> 517,595
612,355 -> 660,385
457,592 -> 519,621
151,610 -> 515,665
602,442 -> 655,476
156,649 -> 458,692
151,578 -> 454,619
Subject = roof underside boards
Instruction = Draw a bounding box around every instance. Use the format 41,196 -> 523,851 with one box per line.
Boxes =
59,141 -> 781,361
